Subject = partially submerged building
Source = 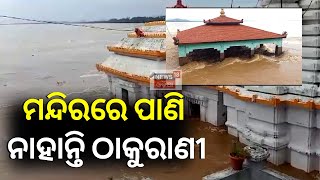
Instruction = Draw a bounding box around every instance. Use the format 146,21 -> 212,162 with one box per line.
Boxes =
96,21 -> 166,106
96,0 -> 320,175
185,1 -> 320,173
173,9 -> 288,66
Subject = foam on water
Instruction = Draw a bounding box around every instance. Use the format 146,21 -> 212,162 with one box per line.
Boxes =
166,36 -> 302,85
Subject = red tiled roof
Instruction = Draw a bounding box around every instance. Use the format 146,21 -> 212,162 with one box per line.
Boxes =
204,16 -> 243,24
176,24 -> 287,44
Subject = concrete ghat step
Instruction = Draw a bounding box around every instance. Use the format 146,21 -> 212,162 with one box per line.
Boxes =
203,168 -> 299,180
260,0 -> 299,6
140,25 -> 166,32
303,36 -> 320,47
114,38 -> 165,51
267,3 -> 300,7
302,47 -> 320,58
303,10 -> 320,21
302,70 -> 320,83
300,0 -> 320,9
244,86 -> 289,95
303,24 -> 320,35
240,129 -> 288,150
302,58 -> 320,71
288,84 -> 318,97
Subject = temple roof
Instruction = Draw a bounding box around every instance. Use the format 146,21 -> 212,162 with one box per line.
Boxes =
176,9 -> 287,44
204,9 -> 243,25
99,54 -> 165,77
176,25 -> 287,44
97,21 -> 166,82
204,16 -> 243,25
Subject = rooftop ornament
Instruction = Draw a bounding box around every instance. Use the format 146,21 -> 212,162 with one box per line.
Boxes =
172,0 -> 187,8
135,28 -> 145,38
203,9 -> 244,25
220,8 -> 226,17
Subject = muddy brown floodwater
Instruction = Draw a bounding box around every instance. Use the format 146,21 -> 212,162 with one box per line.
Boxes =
0,120 -> 318,180
166,38 -> 302,85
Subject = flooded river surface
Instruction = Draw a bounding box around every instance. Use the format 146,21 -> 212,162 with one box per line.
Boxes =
166,38 -> 302,85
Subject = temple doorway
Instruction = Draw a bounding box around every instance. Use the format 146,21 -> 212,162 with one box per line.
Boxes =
224,46 -> 252,59
188,48 -> 220,61
189,102 -> 201,120
121,88 -> 129,103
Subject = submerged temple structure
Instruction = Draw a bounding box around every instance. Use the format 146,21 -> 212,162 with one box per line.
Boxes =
96,0 -> 320,176
174,9 -> 288,66
96,21 -> 166,105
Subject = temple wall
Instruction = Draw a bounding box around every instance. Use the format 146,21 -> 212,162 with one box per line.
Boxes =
178,38 -> 283,57
182,86 -> 226,126
223,93 -> 320,172
108,75 -> 151,106
222,1 -> 320,173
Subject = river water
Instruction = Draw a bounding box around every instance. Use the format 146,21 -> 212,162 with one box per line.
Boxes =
0,23 -> 316,179
0,23 -> 138,108
166,22 -> 302,85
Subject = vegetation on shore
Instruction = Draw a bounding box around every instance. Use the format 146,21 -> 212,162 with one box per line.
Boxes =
84,16 -> 165,23
0,16 -> 166,25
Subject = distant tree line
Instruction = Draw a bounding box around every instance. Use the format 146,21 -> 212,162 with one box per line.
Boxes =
86,16 -> 165,23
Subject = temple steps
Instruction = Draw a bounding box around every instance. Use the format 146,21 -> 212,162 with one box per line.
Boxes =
303,9 -> 320,21
303,24 -> 320,35
139,25 -> 166,32
300,0 -> 320,9
260,0 -> 300,7
302,47 -> 320,58
110,37 -> 165,52
302,58 -> 320,71
303,36 -> 320,47
302,70 -> 320,83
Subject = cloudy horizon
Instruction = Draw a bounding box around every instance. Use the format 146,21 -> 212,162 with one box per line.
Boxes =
0,0 -> 257,22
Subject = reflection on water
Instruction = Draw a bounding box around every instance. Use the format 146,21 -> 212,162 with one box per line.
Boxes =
166,37 -> 302,85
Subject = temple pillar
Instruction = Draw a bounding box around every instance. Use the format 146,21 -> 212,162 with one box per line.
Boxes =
179,57 -> 191,66
219,52 -> 225,61
250,49 -> 255,57
275,45 -> 282,56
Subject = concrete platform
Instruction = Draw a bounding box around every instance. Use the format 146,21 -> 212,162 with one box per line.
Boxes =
203,168 -> 299,180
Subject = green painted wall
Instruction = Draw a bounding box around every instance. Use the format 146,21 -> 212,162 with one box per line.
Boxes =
178,38 -> 283,57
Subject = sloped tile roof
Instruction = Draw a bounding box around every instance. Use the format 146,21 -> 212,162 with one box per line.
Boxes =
176,24 -> 286,44
204,16 -> 243,24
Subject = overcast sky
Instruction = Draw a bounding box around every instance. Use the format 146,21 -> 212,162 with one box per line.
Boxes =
0,0 -> 257,21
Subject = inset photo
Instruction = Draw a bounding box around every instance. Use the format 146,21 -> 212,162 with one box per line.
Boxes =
166,8 -> 302,85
